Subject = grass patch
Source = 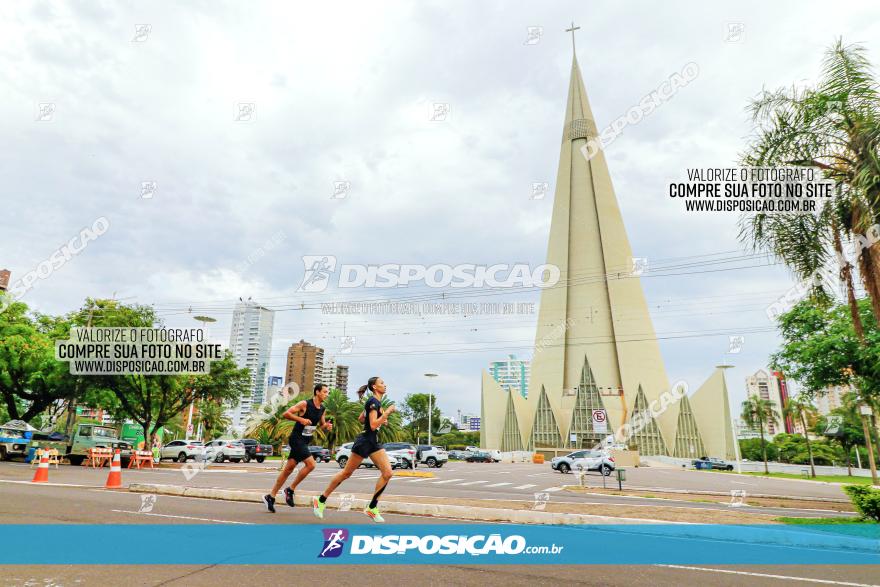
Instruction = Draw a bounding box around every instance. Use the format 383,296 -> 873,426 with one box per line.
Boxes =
776,516 -> 868,525
744,472 -> 874,485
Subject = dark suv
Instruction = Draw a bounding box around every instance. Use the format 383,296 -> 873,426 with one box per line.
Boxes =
309,445 -> 331,462
239,438 -> 273,463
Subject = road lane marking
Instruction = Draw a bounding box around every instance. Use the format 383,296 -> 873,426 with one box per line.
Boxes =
513,484 -> 537,489
485,482 -> 512,488
458,480 -> 489,486
431,479 -> 464,484
110,510 -> 254,524
657,565 -> 880,586
542,487 -> 563,492
406,477 -> 431,482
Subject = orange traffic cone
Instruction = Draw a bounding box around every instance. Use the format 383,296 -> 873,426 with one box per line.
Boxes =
31,449 -> 49,483
105,449 -> 123,489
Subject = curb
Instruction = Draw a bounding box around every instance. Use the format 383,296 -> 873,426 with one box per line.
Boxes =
560,483 -> 850,504
393,471 -> 435,478
128,483 -> 677,525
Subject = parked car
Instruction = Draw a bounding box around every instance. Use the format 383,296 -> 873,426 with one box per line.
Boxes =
417,445 -> 448,468
692,456 -> 734,471
465,450 -> 496,463
571,450 -> 615,476
382,442 -> 419,469
465,445 -> 479,453
448,450 -> 470,460
203,439 -> 246,463
309,445 -> 331,462
239,438 -> 273,463
159,439 -> 205,463
334,443 -> 400,468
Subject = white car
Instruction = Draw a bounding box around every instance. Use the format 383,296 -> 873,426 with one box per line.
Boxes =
159,439 -> 205,463
334,443 -> 400,469
570,450 -> 616,476
203,439 -> 246,463
417,445 -> 448,468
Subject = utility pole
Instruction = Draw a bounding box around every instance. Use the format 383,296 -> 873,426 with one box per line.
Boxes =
425,373 -> 438,446
859,404 -> 878,486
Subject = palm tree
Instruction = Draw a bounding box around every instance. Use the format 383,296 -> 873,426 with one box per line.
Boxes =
197,399 -> 230,441
741,396 -> 781,474
783,397 -> 818,477
243,398 -> 297,453
377,396 -> 404,443
314,389 -> 361,453
740,39 -> 880,325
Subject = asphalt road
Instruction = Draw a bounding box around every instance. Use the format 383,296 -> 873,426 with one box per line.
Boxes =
0,460 -> 851,519
1,481 -> 877,587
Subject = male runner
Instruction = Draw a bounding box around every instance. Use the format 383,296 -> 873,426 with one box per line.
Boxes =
313,376 -> 395,522
263,383 -> 333,513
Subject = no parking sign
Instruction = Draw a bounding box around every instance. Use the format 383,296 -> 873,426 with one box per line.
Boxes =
591,409 -> 608,433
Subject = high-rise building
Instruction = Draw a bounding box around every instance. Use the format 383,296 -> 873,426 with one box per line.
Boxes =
320,355 -> 347,392
815,384 -> 851,416
226,300 -> 275,431
745,369 -> 786,437
489,355 -> 530,398
286,340 -> 324,396
335,364 -> 349,394
0,269 -> 10,291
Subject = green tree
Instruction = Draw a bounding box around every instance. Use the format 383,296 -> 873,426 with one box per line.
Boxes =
742,396 -> 781,474
243,398 -> 298,453
739,438 -> 779,462
740,39 -> 880,324
401,393 -> 442,443
377,396 -> 404,443
197,399 -> 231,441
783,397 -> 819,477
815,403 -> 866,475
314,388 -> 361,453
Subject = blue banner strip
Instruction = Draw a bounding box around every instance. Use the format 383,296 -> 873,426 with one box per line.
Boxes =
2,524 -> 878,565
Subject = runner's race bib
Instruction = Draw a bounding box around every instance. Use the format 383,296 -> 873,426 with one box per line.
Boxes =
302,425 -> 316,437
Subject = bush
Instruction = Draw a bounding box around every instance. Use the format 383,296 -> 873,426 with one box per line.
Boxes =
843,485 -> 880,522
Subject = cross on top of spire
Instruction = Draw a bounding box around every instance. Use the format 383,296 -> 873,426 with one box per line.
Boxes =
565,21 -> 581,54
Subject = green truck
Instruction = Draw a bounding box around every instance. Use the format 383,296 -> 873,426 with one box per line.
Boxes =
61,424 -> 134,466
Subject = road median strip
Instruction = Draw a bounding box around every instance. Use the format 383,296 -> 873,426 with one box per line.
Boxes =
128,482 -> 674,525
393,470 -> 435,478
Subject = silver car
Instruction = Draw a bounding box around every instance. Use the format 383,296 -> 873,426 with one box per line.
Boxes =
159,439 -> 205,463
203,439 -> 247,463
334,443 -> 400,469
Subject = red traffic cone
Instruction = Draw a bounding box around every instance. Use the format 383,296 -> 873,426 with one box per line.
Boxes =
31,450 -> 49,483
105,449 -> 123,489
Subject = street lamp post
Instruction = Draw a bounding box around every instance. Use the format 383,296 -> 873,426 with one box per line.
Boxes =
425,373 -> 439,446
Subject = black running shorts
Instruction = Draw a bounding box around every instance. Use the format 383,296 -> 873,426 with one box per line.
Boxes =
287,440 -> 312,462
351,435 -> 383,458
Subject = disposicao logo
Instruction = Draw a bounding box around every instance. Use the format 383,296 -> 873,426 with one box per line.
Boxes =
318,528 -> 349,558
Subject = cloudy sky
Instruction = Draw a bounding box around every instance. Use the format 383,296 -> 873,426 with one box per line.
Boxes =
3,1 -> 879,421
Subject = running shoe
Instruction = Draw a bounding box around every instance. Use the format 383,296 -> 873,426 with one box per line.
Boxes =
263,494 -> 276,513
363,506 -> 385,523
312,496 -> 325,519
284,487 -> 295,507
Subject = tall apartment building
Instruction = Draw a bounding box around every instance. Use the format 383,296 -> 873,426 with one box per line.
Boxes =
816,384 -> 851,416
334,364 -> 349,394
488,354 -> 530,398
320,355 -> 350,394
225,300 -> 275,431
0,269 -> 10,291
286,340 -> 324,396
745,369 -> 788,437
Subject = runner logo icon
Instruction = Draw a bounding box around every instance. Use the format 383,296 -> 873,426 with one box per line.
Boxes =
318,528 -> 349,558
